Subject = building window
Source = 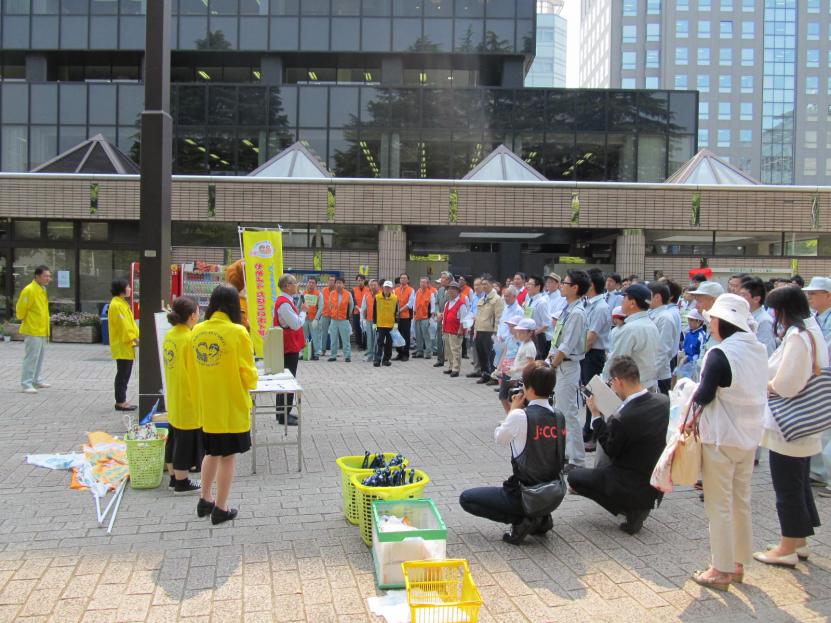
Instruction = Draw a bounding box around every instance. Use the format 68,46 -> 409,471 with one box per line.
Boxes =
806,130 -> 818,149
719,21 -> 733,38
699,0 -> 712,10
739,129 -> 752,144
699,102 -> 709,120
807,76 -> 819,95
808,22 -> 820,40
719,74 -> 732,92
622,77 -> 637,88
645,76 -> 659,89
622,51 -> 636,70
742,22 -> 754,39
826,158 -> 831,177
740,74 -> 753,93
718,102 -> 731,120
699,129 -> 709,147
698,48 -> 711,65
539,28 -> 555,42
808,0 -> 820,12
807,103 -> 819,121
697,74 -> 710,92
676,20 -> 689,38
678,0 -> 690,8
805,158 -> 817,176
741,49 -> 754,66
719,48 -> 732,65
717,129 -> 730,147
647,0 -> 661,14
808,49 -> 820,68
828,51 -> 831,68
699,21 -> 711,38
740,102 -> 752,120
623,24 -> 637,43
646,49 -> 660,68
675,74 -> 689,89
647,23 -> 661,41
623,0 -> 637,16
676,47 -> 689,65
742,0 -> 753,9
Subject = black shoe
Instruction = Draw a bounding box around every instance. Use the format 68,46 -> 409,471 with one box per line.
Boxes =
412,353 -> 423,359
373,362 -> 381,367
174,478 -> 202,495
327,357 -> 337,362
394,355 -> 404,361
382,360 -> 392,367
443,369 -> 452,374
502,518 -> 535,545
168,476 -> 177,489
197,498 -> 215,518
276,414 -> 299,426
531,514 -> 554,536
466,372 -> 480,378
310,356 -> 319,361
450,372 -> 459,377
344,357 -> 351,362
433,362 -> 444,367
486,379 -> 499,386
563,463 -> 579,476
114,404 -> 137,412
401,357 -> 409,362
211,506 -> 238,525
476,377 -> 489,384
620,509 -> 650,535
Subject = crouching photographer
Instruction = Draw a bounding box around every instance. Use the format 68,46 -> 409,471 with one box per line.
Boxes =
459,361 -> 566,545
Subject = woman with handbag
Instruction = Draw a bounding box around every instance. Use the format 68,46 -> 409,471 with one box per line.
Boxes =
690,294 -> 769,591
754,286 -> 829,567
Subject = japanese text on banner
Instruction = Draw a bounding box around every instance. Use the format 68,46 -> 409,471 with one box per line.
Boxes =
241,229 -> 284,357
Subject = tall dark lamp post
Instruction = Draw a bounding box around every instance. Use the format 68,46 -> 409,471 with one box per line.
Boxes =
138,0 -> 172,415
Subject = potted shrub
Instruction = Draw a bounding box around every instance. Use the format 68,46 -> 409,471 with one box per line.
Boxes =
0,325 -> 9,343
50,312 -> 101,344
3,321 -> 22,341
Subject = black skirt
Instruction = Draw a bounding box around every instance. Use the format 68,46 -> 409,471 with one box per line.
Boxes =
203,431 -> 251,457
165,425 -> 205,471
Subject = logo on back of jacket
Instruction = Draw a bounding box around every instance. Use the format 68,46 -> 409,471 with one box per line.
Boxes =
194,331 -> 225,366
163,342 -> 176,370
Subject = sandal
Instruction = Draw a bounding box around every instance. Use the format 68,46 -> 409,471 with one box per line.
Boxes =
692,569 -> 731,592
732,564 -> 744,584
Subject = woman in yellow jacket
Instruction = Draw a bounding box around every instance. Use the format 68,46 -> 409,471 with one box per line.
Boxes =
191,284 -> 258,525
162,296 -> 203,495
107,279 -> 139,411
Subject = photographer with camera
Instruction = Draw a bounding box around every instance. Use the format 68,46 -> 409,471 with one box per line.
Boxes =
459,361 -> 566,545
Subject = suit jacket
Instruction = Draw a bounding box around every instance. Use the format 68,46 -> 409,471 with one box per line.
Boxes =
592,392 -> 669,509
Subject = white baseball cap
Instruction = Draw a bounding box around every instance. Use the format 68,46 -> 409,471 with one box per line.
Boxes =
689,281 -> 724,298
382,280 -> 393,288
687,308 -> 704,322
703,293 -> 751,333
803,276 -> 831,293
505,315 -> 525,326
516,318 -> 537,331
611,306 -> 625,318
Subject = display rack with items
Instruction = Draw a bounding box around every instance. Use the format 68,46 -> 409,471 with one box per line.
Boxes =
181,263 -> 224,312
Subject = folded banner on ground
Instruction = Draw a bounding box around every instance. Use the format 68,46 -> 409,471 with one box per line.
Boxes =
241,228 -> 284,357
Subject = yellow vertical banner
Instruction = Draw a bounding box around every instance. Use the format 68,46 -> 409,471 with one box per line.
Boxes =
241,229 -> 284,357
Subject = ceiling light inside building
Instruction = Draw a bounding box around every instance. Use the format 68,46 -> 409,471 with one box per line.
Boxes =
308,71 -> 318,81
252,70 -> 261,80
459,232 -> 544,240
197,70 -> 211,80
364,72 -> 372,81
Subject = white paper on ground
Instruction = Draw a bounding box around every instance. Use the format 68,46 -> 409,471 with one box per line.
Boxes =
26,453 -> 85,470
367,590 -> 410,623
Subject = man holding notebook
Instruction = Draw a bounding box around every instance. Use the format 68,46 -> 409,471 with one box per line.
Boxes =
568,356 -> 669,535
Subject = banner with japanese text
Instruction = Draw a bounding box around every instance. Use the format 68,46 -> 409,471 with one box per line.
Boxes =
241,228 -> 284,357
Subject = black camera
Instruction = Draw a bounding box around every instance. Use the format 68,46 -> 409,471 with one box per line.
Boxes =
509,384 -> 525,397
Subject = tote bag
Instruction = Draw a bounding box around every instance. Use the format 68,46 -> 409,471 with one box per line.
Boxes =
769,330 -> 831,441
670,404 -> 702,487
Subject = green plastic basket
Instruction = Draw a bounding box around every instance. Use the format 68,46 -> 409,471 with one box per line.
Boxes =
336,454 -> 409,525
125,428 -> 168,489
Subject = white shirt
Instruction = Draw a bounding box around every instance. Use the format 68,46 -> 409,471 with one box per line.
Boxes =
277,297 -> 306,330
509,339 -> 537,380
497,301 -> 522,342
495,398 -> 555,457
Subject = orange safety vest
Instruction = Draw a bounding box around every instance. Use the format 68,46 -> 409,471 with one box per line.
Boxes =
327,289 -> 351,321
303,288 -> 320,319
365,291 -> 376,320
395,285 -> 414,319
414,287 -> 434,321
352,286 -> 368,315
320,286 -> 332,318
460,285 -> 472,303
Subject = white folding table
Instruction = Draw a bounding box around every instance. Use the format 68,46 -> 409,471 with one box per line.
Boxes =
249,371 -> 303,473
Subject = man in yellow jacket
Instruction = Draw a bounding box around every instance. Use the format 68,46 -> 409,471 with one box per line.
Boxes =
16,265 -> 51,394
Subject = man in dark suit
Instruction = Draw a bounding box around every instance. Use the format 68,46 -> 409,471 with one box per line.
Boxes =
567,355 -> 669,535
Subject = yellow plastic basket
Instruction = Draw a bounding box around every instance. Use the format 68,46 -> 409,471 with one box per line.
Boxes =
336,454 -> 408,525
402,559 -> 483,623
351,469 -> 429,546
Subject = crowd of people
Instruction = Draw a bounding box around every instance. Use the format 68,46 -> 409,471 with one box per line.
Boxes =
13,262 -> 831,589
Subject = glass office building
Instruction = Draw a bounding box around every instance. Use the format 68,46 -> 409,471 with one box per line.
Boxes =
0,0 -> 697,182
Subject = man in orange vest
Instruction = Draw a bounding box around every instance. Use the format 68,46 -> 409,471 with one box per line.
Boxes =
413,276 -> 437,359
327,277 -> 355,362
352,275 -> 369,351
394,273 -> 415,361
361,278 -> 380,362
302,277 -> 321,360
314,275 -> 336,356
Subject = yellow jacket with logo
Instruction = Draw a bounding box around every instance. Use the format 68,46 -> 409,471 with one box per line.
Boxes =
108,296 -> 139,360
15,280 -> 50,337
163,324 -> 201,431
191,311 -> 258,434
374,293 -> 398,329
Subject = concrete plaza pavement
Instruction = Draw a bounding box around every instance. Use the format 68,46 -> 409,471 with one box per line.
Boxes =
1,341 -> 831,622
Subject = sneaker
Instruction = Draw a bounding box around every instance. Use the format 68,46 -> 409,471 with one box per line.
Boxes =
327,357 -> 337,362
382,361 -> 392,367
502,518 -> 535,545
174,479 -> 202,495
211,506 -> 239,525
449,372 -> 459,377
34,383 -> 51,389
344,357 -> 351,362
433,362 -> 444,367
22,387 -> 38,394
196,498 -> 215,518
373,362 -> 381,367
168,476 -> 177,489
